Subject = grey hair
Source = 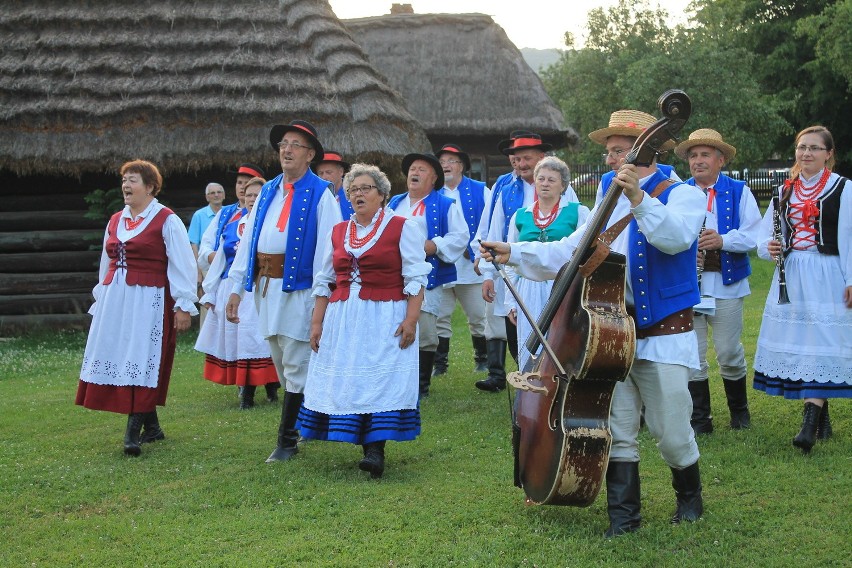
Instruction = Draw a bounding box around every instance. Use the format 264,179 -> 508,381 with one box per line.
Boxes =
533,156 -> 571,191
205,182 -> 224,195
343,163 -> 392,202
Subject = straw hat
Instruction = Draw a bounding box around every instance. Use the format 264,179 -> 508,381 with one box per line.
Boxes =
674,128 -> 737,162
588,109 -> 675,151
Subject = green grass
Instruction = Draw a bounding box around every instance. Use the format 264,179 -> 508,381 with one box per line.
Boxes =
1,256 -> 849,567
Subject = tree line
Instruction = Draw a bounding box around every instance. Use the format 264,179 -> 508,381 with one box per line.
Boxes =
542,0 -> 851,175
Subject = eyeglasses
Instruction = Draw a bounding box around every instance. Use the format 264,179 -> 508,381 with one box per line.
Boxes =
348,185 -> 378,196
439,159 -> 462,166
795,145 -> 827,153
601,148 -> 628,161
278,140 -> 310,151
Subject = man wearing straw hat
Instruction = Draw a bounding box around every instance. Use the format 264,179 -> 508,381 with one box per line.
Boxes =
481,109 -> 706,537
225,120 -> 342,463
675,129 -> 761,435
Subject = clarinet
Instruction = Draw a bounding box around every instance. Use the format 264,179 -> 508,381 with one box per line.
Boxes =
772,195 -> 791,304
697,219 -> 706,292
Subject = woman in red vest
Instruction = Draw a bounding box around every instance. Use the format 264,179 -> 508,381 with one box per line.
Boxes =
297,163 -> 431,478
76,160 -> 197,456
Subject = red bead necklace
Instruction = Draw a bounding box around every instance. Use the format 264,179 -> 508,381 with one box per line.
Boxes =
348,208 -> 385,248
124,216 -> 145,231
532,201 -> 559,229
792,168 -> 831,201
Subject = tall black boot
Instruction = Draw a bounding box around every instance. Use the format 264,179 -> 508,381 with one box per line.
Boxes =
792,402 -> 822,453
722,376 -> 751,429
358,441 -> 386,479
419,350 -> 435,398
505,317 -> 519,365
240,385 -> 256,410
266,391 -> 304,462
816,400 -> 833,440
265,382 -> 280,403
475,339 -> 507,392
671,462 -> 703,523
140,410 -> 165,444
472,335 -> 488,373
687,380 -> 714,435
604,461 -> 641,537
123,413 -> 145,457
432,337 -> 450,377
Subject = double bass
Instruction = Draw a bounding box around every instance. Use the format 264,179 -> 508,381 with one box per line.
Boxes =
500,90 -> 692,506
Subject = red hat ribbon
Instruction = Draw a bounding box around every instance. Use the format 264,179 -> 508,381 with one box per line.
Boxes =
238,166 -> 263,177
512,137 -> 543,148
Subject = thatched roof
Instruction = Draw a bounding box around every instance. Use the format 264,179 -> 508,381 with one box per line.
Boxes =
344,12 -> 577,149
0,0 -> 430,177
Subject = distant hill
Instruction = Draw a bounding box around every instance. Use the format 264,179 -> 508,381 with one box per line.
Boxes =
521,48 -> 563,75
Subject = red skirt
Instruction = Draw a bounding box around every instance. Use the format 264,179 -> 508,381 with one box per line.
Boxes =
202,355 -> 279,386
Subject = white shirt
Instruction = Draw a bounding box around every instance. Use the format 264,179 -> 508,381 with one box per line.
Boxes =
440,183 -> 492,285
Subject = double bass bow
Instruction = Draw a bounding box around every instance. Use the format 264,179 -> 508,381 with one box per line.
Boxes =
496,90 -> 692,506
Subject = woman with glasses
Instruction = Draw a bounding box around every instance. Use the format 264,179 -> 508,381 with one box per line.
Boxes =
296,164 -> 431,478
753,125 -> 852,453
195,177 -> 279,409
504,156 -> 590,370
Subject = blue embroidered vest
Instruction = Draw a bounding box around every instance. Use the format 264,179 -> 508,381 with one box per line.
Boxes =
389,190 -> 457,289
219,208 -> 247,280
485,172 -> 516,239
442,176 -> 486,261
213,203 -> 241,252
336,187 -> 354,220
498,176 -> 527,241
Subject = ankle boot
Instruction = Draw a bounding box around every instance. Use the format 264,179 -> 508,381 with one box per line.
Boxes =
140,410 -> 165,444
792,402 -> 822,453
358,441 -> 386,479
722,376 -> 751,429
816,400 -> 832,440
239,385 -> 256,410
123,413 -> 145,456
265,382 -> 280,403
432,337 -> 450,377
604,461 -> 641,537
475,339 -> 507,392
266,392 -> 303,462
671,462 -> 703,523
687,380 -> 714,434
419,350 -> 436,398
472,335 -> 488,373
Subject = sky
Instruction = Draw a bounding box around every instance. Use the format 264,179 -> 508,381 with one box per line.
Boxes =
328,0 -> 694,50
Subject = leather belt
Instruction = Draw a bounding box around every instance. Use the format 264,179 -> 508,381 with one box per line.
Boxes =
629,308 -> 694,339
255,253 -> 285,297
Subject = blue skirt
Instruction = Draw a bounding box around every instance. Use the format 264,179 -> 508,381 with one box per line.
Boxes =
754,372 -> 852,399
296,406 -> 421,444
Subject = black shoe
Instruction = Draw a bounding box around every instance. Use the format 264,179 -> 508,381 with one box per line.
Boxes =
476,339 -> 507,392
265,382 -> 280,403
266,392 -> 303,462
140,410 -> 165,444
472,335 -> 488,373
358,441 -> 386,479
792,402 -> 821,453
419,350 -> 436,398
474,377 -> 506,392
687,380 -> 714,435
239,385 -> 256,410
671,462 -> 703,523
604,461 -> 641,537
723,376 -> 751,429
432,337 -> 450,377
816,400 -> 832,440
123,413 -> 145,457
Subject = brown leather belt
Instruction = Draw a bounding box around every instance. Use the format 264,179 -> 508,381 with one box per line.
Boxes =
255,253 -> 285,297
629,308 -> 694,339
703,249 -> 721,272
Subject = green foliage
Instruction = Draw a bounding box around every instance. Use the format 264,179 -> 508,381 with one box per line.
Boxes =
0,261 -> 850,566
83,187 -> 123,223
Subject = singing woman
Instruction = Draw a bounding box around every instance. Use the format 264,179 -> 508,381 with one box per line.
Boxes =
753,125 -> 852,453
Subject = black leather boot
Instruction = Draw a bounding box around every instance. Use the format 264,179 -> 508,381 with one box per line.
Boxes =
419,350 -> 435,398
604,461 -> 641,537
432,337 -> 450,377
266,392 -> 303,462
792,402 -> 822,453
472,335 -> 488,373
265,382 -> 280,403
123,413 -> 145,457
722,376 -> 751,429
687,380 -> 714,435
671,462 -> 703,523
816,400 -> 832,440
475,339 -> 507,392
239,385 -> 256,410
358,441 -> 386,479
140,410 -> 165,444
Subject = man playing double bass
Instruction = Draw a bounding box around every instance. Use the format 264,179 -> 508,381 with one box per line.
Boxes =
481,110 -> 706,537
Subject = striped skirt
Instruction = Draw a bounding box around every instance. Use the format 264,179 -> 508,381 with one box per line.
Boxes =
296,407 -> 421,445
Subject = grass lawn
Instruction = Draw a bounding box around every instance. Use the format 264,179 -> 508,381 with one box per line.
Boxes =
0,255 -> 849,567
